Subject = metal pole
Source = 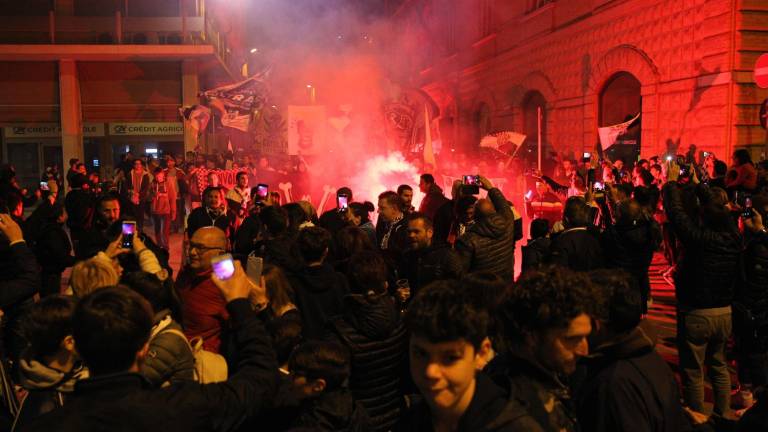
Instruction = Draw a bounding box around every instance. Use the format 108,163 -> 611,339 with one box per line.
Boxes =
537,106 -> 542,172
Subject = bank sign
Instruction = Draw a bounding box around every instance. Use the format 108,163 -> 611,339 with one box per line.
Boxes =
4,123 -> 104,138
109,122 -> 183,136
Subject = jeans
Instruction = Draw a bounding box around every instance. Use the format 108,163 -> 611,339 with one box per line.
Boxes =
677,307 -> 732,416
152,214 -> 170,250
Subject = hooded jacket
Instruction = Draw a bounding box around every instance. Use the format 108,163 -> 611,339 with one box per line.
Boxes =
455,188 -> 516,282
140,311 -> 196,387
326,294 -> 408,432
550,226 -> 605,272
577,322 -> 692,432
292,387 -> 371,432
288,263 -> 350,340
396,372 -> 544,432
13,355 -> 88,430
400,242 -> 463,295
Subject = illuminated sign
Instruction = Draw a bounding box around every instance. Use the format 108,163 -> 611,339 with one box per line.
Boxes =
109,122 -> 184,136
3,123 -> 104,138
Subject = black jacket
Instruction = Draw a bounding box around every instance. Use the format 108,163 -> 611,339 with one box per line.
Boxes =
418,184 -> 450,222
75,219 -> 169,272
600,218 -> 661,302
291,388 -> 370,432
396,373 -> 543,432
455,188 -> 516,282
64,188 -> 93,234
233,214 -> 262,257
376,216 -> 410,267
487,353 -> 578,432
319,209 -> 348,237
738,230 -> 768,310
549,226 -> 604,272
22,299 -> 278,432
399,243 -> 463,295
186,206 -> 237,239
0,241 -> 39,310
662,183 -> 742,309
31,222 -> 75,275
288,264 -> 350,340
521,237 -> 551,272
326,294 -> 408,432
577,323 -> 692,432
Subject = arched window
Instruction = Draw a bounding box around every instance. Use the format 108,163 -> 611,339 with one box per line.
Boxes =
599,72 -> 642,164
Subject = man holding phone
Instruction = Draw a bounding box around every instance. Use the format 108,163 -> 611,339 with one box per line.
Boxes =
318,186 -> 353,236
176,226 -> 231,353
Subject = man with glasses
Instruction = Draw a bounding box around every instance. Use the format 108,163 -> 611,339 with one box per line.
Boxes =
175,226 -> 230,353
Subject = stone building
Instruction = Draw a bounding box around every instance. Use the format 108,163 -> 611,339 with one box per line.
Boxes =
388,0 -> 768,163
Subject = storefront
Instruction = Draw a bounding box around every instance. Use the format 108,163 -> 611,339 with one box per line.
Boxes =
107,122 -> 184,168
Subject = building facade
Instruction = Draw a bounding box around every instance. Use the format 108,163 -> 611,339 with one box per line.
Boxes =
0,0 -> 245,187
389,0 -> 768,164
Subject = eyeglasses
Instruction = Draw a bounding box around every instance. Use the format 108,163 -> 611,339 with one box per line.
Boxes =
188,243 -> 223,253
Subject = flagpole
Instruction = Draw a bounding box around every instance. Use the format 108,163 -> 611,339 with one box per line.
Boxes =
537,106 -> 542,172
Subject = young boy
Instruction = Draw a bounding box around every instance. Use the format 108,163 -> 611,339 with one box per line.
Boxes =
397,280 -> 540,432
287,341 -> 369,431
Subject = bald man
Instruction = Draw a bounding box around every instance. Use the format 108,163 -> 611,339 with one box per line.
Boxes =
175,227 -> 230,352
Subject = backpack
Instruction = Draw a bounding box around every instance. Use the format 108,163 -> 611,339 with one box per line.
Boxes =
161,329 -> 228,384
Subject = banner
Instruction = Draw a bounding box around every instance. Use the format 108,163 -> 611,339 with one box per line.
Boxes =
200,73 -> 269,133
179,105 -> 211,134
598,113 -> 640,150
287,105 -> 327,155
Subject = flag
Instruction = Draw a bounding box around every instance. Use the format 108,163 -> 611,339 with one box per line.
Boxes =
423,105 -> 437,169
200,73 -> 269,132
480,131 -> 527,150
179,105 -> 211,134
221,111 -> 251,132
598,113 -> 640,150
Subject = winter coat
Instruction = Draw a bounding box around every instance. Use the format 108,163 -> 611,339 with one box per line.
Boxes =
601,218 -> 661,304
549,226 -> 605,272
399,243 -> 463,295
326,294 -> 408,432
13,355 -> 88,430
63,188 -> 93,234
662,183 -> 742,309
577,322 -> 692,432
738,230 -> 768,311
186,206 -> 237,239
487,353 -> 578,432
455,188 -> 516,282
233,214 -> 262,257
31,222 -> 75,275
0,241 -> 39,310
140,311 -> 196,387
287,264 -> 350,340
291,388 -> 371,432
21,300 -> 278,432
396,373 -> 543,432
176,268 -> 230,353
418,184 -> 450,222
521,237 -> 551,272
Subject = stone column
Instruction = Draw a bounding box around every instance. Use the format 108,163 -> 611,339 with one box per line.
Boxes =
182,60 -> 199,154
59,59 -> 83,169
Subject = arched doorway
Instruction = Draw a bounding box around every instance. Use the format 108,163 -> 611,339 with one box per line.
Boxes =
599,72 -> 641,166
522,90 -> 548,169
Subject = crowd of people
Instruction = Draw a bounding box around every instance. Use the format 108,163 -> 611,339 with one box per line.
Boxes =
0,144 -> 765,432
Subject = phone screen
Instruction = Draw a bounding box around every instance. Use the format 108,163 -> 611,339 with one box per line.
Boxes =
337,194 -> 349,210
121,222 -> 136,249
211,254 -> 235,280
742,197 -> 753,218
39,181 -> 49,191
583,152 -> 591,159
256,184 -> 268,199
463,175 -> 480,186
593,181 -> 605,191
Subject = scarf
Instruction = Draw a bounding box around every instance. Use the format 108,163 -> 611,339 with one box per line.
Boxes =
380,213 -> 403,250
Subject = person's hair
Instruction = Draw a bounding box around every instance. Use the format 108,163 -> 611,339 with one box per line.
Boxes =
70,257 -> 120,298
21,295 -> 77,359
96,193 -> 120,210
616,199 -> 642,226
71,173 -> 88,189
297,201 -> 318,224
271,318 -> 303,367
530,218 -> 549,239
733,149 -> 752,166
461,272 -> 507,316
455,195 -> 478,217
378,190 -> 403,209
348,201 -> 374,223
563,196 -> 590,228
263,265 -> 295,315
405,280 -> 489,350
69,158 -> 79,166
73,287 -> 153,376
236,171 -> 248,181
408,212 -> 434,231
714,160 -> 728,176
397,184 -> 413,195
336,187 -> 353,201
334,226 -> 373,262
420,173 -> 435,185
283,203 -> 309,232
297,226 -> 332,263
133,159 -> 144,167
259,205 -> 289,235
588,270 -> 642,333
288,341 -> 350,392
638,170 -> 654,187
119,271 -> 182,322
500,266 -> 595,344
650,163 -> 662,173
347,250 -> 388,295
203,186 -> 223,201
701,201 -> 735,233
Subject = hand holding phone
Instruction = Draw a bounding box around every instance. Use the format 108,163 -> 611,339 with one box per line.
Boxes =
337,193 -> 349,210
121,221 -> 136,249
211,254 -> 236,280
256,184 -> 269,200
462,175 -> 481,186
742,197 -> 754,218
210,258 -> 251,302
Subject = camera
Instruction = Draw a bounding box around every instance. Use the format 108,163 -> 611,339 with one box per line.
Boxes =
462,175 -> 480,195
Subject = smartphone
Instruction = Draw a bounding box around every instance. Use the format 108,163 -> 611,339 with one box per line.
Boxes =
337,193 -> 349,210
703,151 -> 710,157
39,181 -> 49,191
121,221 -> 136,249
593,181 -> 605,192
256,184 -> 269,200
742,197 -> 754,218
583,152 -> 591,159
462,175 -> 481,186
525,190 -> 534,200
678,165 -> 690,177
666,155 -> 673,162
246,253 -> 264,282
211,253 -> 235,280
